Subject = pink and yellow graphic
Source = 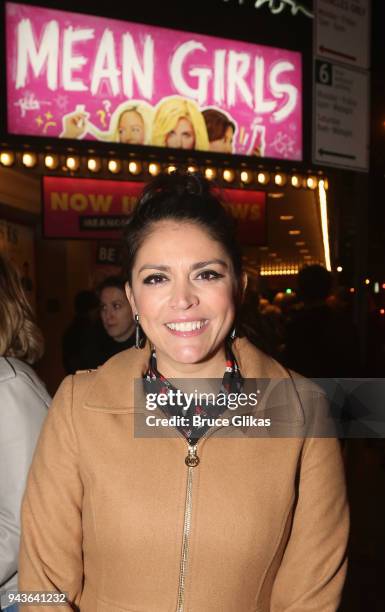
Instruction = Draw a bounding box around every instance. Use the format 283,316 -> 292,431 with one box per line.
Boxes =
6,2 -> 302,160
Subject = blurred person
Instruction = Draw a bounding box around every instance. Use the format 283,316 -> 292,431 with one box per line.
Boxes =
283,265 -> 360,377
19,174 -> 348,611
77,276 -> 135,370
0,254 -> 50,612
62,290 -> 99,374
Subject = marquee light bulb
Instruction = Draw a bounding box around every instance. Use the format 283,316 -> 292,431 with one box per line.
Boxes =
205,167 -> 216,180
307,176 -> 317,189
257,172 -> 269,185
223,169 -> 235,182
44,154 -> 58,169
22,152 -> 37,168
88,158 -> 101,172
108,159 -> 121,173
0,151 -> 15,167
274,173 -> 286,186
66,156 -> 79,170
148,162 -> 161,176
128,161 -> 141,175
291,175 -> 301,188
240,170 -> 251,183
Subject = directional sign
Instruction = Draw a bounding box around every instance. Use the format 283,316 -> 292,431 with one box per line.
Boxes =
314,0 -> 370,70
313,59 -> 369,171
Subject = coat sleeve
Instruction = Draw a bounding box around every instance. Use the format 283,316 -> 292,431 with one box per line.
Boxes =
18,375 -> 84,611
270,434 -> 349,611
0,378 -> 47,590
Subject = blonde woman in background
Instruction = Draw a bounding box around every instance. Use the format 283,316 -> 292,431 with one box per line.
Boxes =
60,100 -> 154,144
151,96 -> 209,150
0,255 -> 50,612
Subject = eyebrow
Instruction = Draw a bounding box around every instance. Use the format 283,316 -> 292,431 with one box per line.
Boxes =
137,259 -> 229,274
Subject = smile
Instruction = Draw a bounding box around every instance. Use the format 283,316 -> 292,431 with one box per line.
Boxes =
165,319 -> 209,333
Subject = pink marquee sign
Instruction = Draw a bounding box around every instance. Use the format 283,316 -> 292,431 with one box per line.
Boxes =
6,2 -> 303,160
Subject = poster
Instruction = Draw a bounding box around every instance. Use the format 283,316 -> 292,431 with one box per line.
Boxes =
42,176 -> 266,244
6,2 -> 302,160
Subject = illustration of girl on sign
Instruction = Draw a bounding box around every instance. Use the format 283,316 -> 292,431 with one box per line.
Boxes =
151,96 -> 209,151
60,100 -> 154,145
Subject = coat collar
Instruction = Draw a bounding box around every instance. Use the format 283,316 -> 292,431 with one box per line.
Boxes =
82,337 -> 300,417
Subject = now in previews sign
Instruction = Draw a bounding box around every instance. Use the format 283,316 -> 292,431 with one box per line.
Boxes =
6,2 -> 302,160
42,176 -> 266,244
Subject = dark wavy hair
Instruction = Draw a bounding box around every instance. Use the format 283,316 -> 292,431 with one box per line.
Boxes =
121,172 -> 243,296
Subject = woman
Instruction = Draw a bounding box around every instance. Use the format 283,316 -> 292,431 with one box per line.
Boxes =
151,97 -> 209,150
76,276 -> 136,370
202,107 -> 236,154
60,101 -> 154,144
0,255 -> 50,612
19,173 -> 348,611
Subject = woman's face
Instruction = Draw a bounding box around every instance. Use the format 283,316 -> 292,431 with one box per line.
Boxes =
100,287 -> 134,342
165,117 -> 195,149
127,221 -> 236,371
209,125 -> 234,154
118,110 -> 145,144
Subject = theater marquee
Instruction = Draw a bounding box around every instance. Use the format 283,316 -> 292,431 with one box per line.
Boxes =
6,2 -> 302,160
42,176 -> 266,244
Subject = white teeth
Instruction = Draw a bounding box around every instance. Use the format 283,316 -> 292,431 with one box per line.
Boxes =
166,320 -> 208,332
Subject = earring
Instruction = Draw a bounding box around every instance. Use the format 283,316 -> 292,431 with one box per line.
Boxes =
135,314 -> 146,349
230,327 -> 236,340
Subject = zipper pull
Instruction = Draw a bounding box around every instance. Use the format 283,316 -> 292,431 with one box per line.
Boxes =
185,444 -> 200,467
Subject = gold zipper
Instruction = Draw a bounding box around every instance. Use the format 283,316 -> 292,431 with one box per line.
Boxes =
176,443 -> 199,612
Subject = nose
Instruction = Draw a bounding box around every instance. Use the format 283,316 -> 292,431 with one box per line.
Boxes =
169,279 -> 199,310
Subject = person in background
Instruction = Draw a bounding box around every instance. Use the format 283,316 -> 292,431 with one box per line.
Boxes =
78,276 -> 135,370
0,254 -> 50,612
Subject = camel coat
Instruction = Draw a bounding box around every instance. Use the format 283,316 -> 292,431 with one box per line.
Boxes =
19,338 -> 349,611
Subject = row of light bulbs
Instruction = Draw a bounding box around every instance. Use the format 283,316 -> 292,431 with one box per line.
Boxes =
0,150 -> 327,189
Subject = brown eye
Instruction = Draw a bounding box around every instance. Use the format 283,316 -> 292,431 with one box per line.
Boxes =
196,270 -> 224,281
143,274 -> 167,285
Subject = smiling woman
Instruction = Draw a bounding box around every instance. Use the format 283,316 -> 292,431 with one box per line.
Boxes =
19,172 -> 348,612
